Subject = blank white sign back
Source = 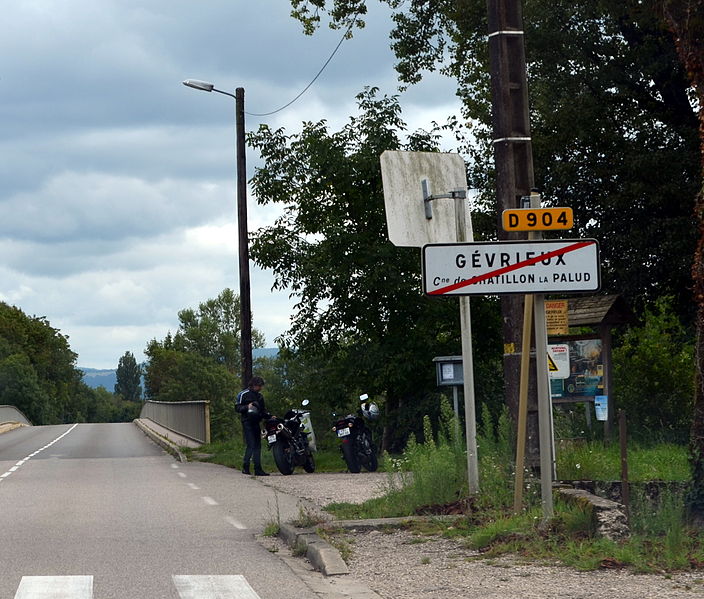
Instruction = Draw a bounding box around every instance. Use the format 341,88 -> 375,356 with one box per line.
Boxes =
380,150 -> 471,247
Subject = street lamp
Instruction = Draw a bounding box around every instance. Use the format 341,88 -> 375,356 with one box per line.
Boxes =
183,79 -> 253,389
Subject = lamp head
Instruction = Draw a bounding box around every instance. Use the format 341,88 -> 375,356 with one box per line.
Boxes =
182,79 -> 215,92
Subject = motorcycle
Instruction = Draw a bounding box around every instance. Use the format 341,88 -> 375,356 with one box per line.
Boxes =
263,400 -> 316,475
332,394 -> 379,473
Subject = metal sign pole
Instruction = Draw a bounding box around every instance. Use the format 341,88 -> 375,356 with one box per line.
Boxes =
530,192 -> 554,521
455,196 -> 479,494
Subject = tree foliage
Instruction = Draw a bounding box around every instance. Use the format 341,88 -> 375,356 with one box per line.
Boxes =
115,351 -> 142,402
0,301 -> 135,424
143,289 -> 264,440
248,89 -> 503,450
289,0 -> 700,320
613,296 -> 694,442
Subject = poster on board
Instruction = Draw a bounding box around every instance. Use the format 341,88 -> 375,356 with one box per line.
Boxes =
549,337 -> 604,400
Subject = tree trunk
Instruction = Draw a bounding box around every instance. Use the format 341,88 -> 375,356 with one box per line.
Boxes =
659,0 -> 704,523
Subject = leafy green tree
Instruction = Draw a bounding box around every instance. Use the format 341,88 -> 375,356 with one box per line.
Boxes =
143,289 -> 262,440
0,302 -> 87,424
288,0 -> 700,319
171,288 -> 265,373
248,89 -> 503,450
0,353 -> 48,424
613,297 -> 694,442
114,351 -> 142,402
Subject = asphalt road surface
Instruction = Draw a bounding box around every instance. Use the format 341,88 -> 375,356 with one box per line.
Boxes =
0,423 -> 320,599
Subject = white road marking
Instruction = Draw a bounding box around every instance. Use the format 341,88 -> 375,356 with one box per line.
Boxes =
14,576 -> 93,598
178,472 -> 187,478
202,496 -> 218,506
187,483 -> 200,490
171,463 -> 179,469
172,575 -> 260,599
225,516 -> 247,530
0,424 -> 79,482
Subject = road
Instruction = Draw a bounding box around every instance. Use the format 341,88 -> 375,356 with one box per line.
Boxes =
0,423 -> 320,599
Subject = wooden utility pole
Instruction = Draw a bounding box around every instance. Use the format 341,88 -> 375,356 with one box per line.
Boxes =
486,0 -> 539,463
235,87 -> 253,389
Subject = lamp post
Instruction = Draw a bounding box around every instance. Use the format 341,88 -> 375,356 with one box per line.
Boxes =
183,79 -> 253,388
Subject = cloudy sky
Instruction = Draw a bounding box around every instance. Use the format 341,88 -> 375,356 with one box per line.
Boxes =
0,1 -> 463,369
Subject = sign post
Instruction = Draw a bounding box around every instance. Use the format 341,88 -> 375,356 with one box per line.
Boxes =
380,150 -> 480,495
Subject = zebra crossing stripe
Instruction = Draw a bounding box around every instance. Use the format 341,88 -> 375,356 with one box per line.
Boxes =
14,576 -> 93,598
172,575 -> 261,599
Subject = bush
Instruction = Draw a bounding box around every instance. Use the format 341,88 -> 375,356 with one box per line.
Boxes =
613,296 -> 694,443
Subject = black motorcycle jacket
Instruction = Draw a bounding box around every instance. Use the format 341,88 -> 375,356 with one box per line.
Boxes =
236,388 -> 268,423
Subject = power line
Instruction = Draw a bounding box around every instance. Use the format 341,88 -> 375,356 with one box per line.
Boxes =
245,7 -> 364,117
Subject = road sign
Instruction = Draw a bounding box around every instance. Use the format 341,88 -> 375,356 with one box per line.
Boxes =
502,207 -> 573,231
547,344 -> 570,379
422,239 -> 600,296
545,299 -> 569,335
380,151 -> 470,247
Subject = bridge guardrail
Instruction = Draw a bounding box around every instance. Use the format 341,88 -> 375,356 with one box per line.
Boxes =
0,405 -> 32,426
139,400 -> 210,445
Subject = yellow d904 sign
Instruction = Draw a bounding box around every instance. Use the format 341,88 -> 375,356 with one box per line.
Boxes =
502,207 -> 574,231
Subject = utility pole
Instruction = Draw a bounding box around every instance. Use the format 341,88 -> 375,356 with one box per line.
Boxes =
486,0 -> 539,463
235,87 -> 253,389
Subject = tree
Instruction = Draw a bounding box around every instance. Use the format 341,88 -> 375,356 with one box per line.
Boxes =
143,289 -> 262,440
114,351 -> 142,402
656,0 -> 704,523
288,1 -> 700,319
0,302 -> 85,424
248,88 -> 504,450
170,288 -> 265,373
613,296 -> 694,442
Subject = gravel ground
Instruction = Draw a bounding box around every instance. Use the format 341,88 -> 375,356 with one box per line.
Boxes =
259,472 -> 704,599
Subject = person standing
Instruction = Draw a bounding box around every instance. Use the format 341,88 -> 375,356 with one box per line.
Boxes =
236,376 -> 269,476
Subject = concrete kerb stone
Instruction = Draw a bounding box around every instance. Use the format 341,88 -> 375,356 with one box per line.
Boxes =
133,419 -> 188,463
278,515 -> 462,577
279,523 -> 349,576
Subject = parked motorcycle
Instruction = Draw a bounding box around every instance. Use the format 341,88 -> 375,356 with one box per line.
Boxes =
263,400 -> 316,475
332,394 -> 379,473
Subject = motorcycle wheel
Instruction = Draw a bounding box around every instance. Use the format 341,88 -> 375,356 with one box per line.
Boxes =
303,452 -> 315,473
361,430 -> 378,472
341,439 -> 361,473
272,440 -> 294,475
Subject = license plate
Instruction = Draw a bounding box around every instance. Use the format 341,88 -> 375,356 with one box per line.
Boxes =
267,434 -> 277,444
336,427 -> 350,437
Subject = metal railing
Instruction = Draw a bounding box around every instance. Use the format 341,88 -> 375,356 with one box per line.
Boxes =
0,405 -> 32,426
139,400 -> 210,445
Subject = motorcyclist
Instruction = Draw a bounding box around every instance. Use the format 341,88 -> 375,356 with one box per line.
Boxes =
236,376 -> 269,476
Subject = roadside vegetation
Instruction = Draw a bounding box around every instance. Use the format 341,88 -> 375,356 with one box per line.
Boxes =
324,399 -> 704,573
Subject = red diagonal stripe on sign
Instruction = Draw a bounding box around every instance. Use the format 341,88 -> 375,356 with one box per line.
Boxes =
428,240 -> 594,295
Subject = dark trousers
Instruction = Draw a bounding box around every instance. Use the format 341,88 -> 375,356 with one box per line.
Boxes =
242,419 -> 262,470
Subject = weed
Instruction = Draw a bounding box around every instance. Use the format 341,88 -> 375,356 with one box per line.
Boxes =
292,539 -> 308,557
262,521 -> 280,537
290,504 -> 326,528
421,557 -> 431,565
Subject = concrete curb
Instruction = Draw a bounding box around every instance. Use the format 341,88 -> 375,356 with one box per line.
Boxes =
0,422 -> 28,435
278,515 -> 461,577
133,419 -> 188,463
279,523 -> 349,576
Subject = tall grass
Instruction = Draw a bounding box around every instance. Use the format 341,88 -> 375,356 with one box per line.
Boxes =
556,441 -> 689,481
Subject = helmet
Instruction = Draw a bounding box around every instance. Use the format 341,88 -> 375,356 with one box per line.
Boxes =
361,402 -> 380,420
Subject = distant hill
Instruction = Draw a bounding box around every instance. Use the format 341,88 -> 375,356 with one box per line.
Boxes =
253,347 -> 279,359
80,368 -> 118,391
79,348 -> 279,390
